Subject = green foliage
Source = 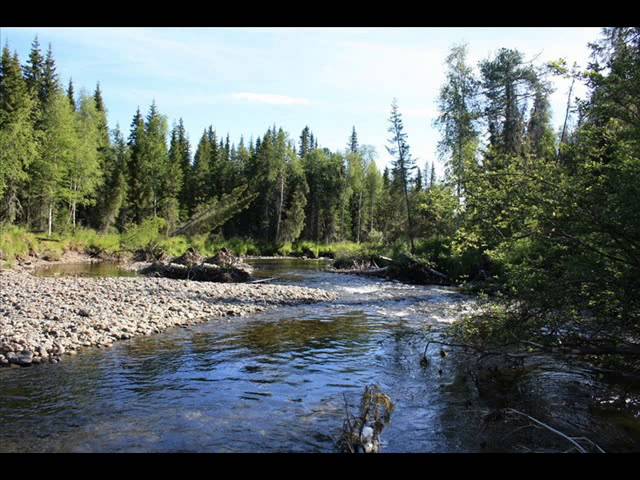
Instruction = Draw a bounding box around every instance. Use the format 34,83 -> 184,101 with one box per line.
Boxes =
120,217 -> 167,253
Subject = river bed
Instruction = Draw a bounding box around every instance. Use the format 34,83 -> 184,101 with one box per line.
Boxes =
1,258 -> 639,452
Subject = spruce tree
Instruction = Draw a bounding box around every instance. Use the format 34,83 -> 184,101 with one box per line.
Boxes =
526,81 -> 556,160
430,162 -> 436,189
386,98 -> 416,252
125,107 -> 145,224
41,44 -> 59,105
414,169 -> 423,192
299,126 -> 311,158
66,78 -> 75,111
480,48 -> 538,159
0,47 -> 38,223
435,43 -> 479,199
99,125 -> 128,232
348,126 -> 359,153
23,37 -> 44,107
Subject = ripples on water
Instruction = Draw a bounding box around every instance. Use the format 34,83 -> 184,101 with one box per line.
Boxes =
2,259 -> 639,452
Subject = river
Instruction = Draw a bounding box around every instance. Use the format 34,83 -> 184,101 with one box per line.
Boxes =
0,259 -> 638,452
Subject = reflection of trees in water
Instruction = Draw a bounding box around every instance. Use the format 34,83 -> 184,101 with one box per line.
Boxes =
113,335 -> 193,393
230,313 -> 374,356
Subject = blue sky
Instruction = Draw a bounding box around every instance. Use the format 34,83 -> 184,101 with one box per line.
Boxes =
1,27 -> 602,176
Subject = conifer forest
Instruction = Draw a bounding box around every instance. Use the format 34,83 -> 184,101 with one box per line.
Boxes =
1,27 -> 640,453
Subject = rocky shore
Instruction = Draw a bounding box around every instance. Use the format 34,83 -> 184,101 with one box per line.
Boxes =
0,269 -> 336,367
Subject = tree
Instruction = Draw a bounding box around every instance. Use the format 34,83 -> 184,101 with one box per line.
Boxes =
23,37 -> 44,109
32,89 -> 76,235
526,80 -> 556,160
414,169 -> 423,192
98,125 -> 128,232
386,98 -> 416,252
0,47 -> 38,223
141,101 -> 170,220
66,78 -> 75,111
480,48 -> 538,159
346,148 -> 366,242
430,162 -> 436,189
299,126 -> 311,158
435,44 -> 480,199
169,119 -> 191,220
190,128 -> 212,211
125,107 -> 145,224
361,147 -> 383,239
41,44 -> 59,106
348,126 -> 359,153
62,91 -> 101,230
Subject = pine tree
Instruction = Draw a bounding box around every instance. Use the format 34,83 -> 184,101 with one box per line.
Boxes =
480,48 -> 538,159
430,162 -> 436,189
41,44 -> 59,105
386,98 -> 416,252
435,43 -> 480,199
66,78 -> 75,111
0,47 -> 38,223
414,169 -> 423,192
99,125 -> 128,232
190,128 -> 212,211
348,126 -> 359,153
299,126 -> 311,158
23,37 -> 44,107
93,83 -> 109,150
169,119 -> 191,219
526,81 -> 556,160
125,107 -> 145,224
141,101 -> 169,220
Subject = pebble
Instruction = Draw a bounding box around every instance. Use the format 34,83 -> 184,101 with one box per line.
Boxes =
0,269 -> 336,367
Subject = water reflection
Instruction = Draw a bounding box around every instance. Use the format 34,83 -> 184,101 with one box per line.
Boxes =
33,262 -> 136,278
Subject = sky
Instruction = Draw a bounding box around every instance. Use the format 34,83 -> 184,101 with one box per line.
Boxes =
0,27 -> 603,176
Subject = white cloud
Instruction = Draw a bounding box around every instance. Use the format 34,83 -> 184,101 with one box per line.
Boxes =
230,92 -> 311,106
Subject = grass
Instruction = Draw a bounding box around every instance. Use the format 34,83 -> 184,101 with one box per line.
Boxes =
0,222 -> 390,268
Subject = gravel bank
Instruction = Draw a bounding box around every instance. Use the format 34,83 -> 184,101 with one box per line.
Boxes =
0,270 -> 336,367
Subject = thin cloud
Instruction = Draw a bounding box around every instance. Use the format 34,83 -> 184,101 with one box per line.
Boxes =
230,92 -> 311,106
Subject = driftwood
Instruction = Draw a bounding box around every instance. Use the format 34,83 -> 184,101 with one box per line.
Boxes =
332,253 -> 451,286
338,385 -> 395,453
248,277 -> 277,284
140,262 -> 251,283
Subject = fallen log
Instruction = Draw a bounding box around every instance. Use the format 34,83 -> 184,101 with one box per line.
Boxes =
140,261 -> 251,283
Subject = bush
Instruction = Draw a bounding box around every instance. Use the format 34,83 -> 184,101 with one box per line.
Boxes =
0,226 -> 38,265
121,218 -> 167,252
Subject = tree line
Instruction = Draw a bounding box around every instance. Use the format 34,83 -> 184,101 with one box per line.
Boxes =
0,36 -> 443,247
1,28 -> 639,354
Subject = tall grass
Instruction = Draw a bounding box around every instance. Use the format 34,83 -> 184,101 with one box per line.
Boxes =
1,222 -> 391,268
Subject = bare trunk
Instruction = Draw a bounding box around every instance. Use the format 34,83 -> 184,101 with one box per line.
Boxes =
403,180 -> 415,253
275,173 -> 284,243
356,190 -> 363,244
48,204 -> 53,237
559,75 -> 576,158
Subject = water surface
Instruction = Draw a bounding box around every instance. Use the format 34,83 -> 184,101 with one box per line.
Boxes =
1,259 -> 639,452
